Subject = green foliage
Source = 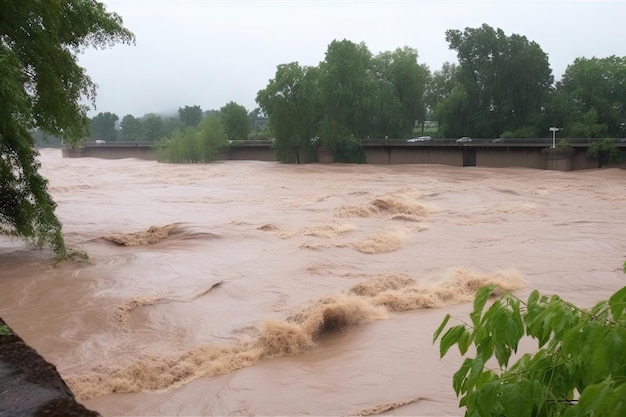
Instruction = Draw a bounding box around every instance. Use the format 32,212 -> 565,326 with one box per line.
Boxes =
587,139 -> 622,167
0,325 -> 13,337
500,126 -> 538,139
425,62 -> 458,122
438,24 -> 553,138
257,40 -> 431,161
31,129 -> 64,148
254,121 -> 274,140
178,105 -> 203,127
434,284 -> 626,416
318,40 -> 373,140
90,111 -> 118,141
568,108 -> 608,138
332,135 -> 366,163
558,56 -> 626,138
1,132 -> 66,254
257,62 -> 321,163
220,101 -> 251,141
556,139 -> 571,149
156,115 -> 227,163
119,114 -> 144,141
142,113 -> 165,141
0,1 -> 133,255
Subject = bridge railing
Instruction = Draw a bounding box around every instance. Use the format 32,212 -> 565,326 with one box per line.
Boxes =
359,138 -> 625,146
80,137 -> 624,148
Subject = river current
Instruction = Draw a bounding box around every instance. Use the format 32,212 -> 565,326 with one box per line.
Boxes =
1,148 -> 625,416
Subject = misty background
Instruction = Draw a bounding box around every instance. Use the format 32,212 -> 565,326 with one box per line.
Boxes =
78,0 -> 626,118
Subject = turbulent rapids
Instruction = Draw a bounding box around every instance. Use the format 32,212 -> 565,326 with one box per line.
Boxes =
1,149 -> 625,416
68,266 -> 524,400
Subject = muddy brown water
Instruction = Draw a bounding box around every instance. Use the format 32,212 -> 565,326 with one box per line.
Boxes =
1,149 -> 625,416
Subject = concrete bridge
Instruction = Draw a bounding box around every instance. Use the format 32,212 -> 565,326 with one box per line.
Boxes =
62,138 -> 626,171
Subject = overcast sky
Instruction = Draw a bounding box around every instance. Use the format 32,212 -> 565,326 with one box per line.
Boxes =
78,0 -> 626,118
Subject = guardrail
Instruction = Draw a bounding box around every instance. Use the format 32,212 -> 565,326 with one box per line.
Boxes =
359,138 -> 626,146
81,138 -> 626,148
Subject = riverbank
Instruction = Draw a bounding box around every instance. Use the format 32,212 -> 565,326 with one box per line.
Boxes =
0,317 -> 100,417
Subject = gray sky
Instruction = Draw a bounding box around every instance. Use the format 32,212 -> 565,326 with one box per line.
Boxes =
79,0 -> 626,118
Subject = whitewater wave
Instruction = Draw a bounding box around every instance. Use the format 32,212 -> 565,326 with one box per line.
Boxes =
258,221 -> 354,239
67,267 -> 525,400
112,281 -> 223,332
352,229 -> 405,254
335,189 -> 435,220
100,223 -> 219,246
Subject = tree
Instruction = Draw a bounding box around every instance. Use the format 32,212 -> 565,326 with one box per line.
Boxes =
556,56 -> 626,138
142,113 -> 164,141
256,62 -> 321,163
426,62 -> 459,134
370,47 -> 430,138
256,39 -> 430,162
119,114 -> 144,141
178,105 -> 203,127
427,62 -> 459,113
90,111 -> 118,141
318,40 -> 374,142
587,139 -> 622,168
434,281 -> 626,416
569,108 -> 608,138
220,101 -> 251,141
438,24 -> 553,138
196,114 -> 227,160
162,116 -> 184,139
248,107 -> 268,138
156,115 -> 226,163
0,1 -> 134,256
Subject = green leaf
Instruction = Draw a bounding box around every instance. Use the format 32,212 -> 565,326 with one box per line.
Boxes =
527,289 -> 539,310
608,382 -> 626,417
439,325 -> 466,358
0,325 -> 12,336
476,335 -> 494,363
577,380 -> 611,415
609,285 -> 626,321
470,285 -> 495,327
466,357 -> 485,392
453,358 -> 472,396
475,381 -> 499,417
596,327 -> 626,376
457,328 -> 472,355
500,382 -> 533,417
433,313 -> 451,344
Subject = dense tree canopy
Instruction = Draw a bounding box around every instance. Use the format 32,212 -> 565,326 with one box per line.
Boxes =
435,24 -> 553,138
178,105 -> 203,127
369,46 -> 429,138
90,111 -> 118,141
318,40 -> 373,142
142,113 -> 165,141
156,114 -> 227,163
425,61 -> 459,119
556,56 -> 626,138
119,114 -> 144,141
219,101 -> 251,141
0,1 -> 134,255
257,39 -> 431,162
256,62 -> 321,163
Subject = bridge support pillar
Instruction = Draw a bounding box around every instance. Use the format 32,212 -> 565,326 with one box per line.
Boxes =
543,148 -> 575,171
61,147 -> 84,158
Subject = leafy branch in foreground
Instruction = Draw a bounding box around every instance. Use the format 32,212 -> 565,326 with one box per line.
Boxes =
434,284 -> 626,417
1,2 -> 134,257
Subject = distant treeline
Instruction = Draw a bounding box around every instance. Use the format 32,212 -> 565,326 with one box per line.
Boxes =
85,24 -> 625,164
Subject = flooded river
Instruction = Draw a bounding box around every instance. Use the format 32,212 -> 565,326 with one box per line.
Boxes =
1,149 -> 624,416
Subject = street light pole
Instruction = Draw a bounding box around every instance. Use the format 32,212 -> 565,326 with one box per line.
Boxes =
549,127 -> 561,148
